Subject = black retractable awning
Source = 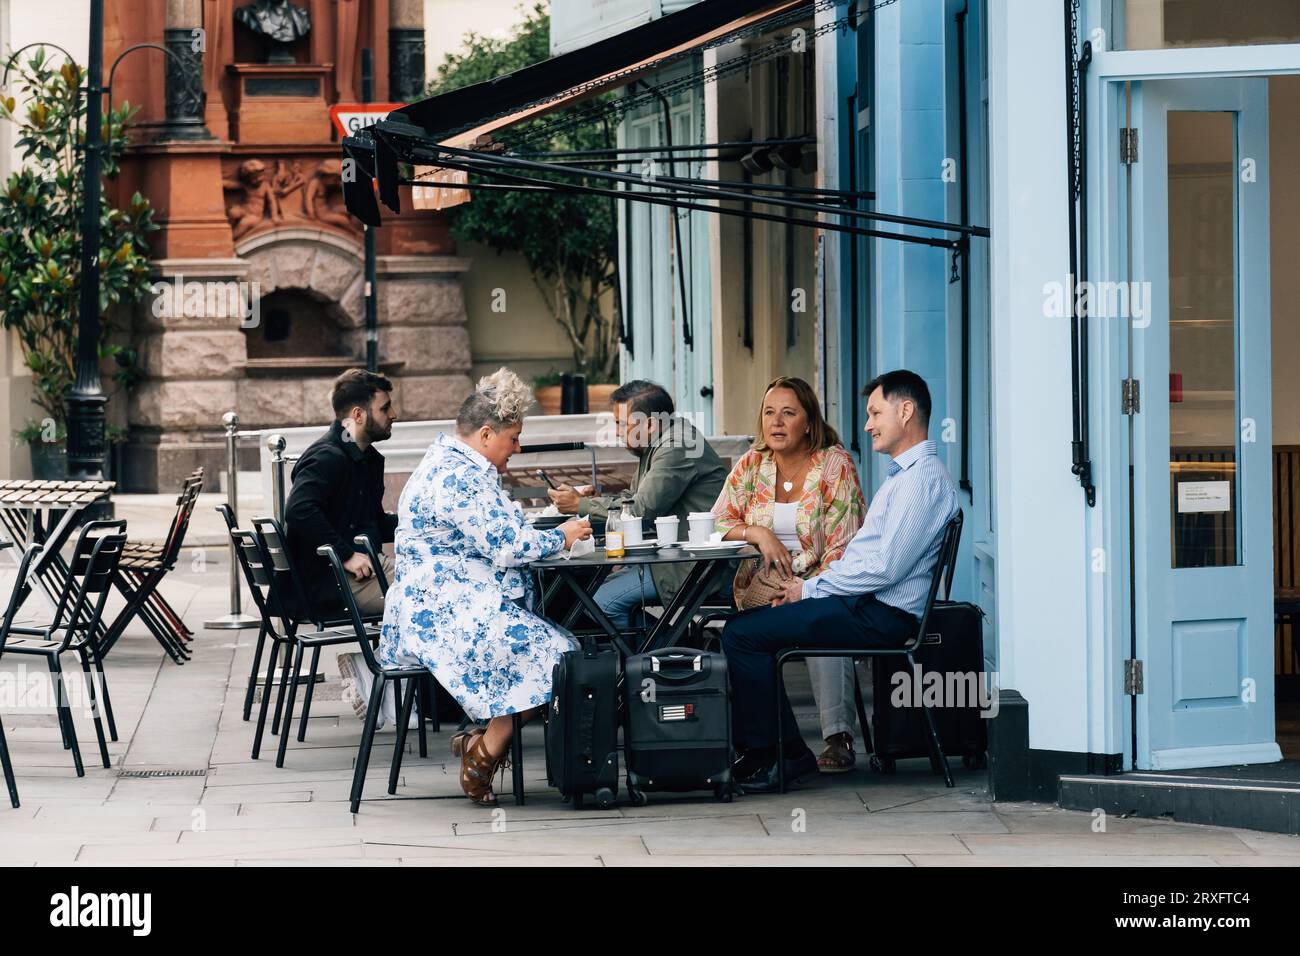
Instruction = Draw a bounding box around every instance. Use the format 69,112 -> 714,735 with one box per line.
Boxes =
341,0 -> 988,254
391,0 -> 803,143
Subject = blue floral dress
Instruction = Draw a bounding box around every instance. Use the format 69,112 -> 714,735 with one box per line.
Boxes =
378,432 -> 575,719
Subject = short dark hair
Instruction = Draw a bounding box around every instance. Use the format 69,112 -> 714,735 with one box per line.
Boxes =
863,369 -> 932,427
610,380 -> 674,418
331,369 -> 393,420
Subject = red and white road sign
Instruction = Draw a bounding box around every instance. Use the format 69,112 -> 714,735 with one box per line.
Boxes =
330,103 -> 405,138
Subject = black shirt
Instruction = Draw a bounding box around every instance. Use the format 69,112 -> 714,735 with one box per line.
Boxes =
284,420 -> 398,608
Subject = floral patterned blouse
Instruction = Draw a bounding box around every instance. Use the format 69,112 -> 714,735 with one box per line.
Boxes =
378,432 -> 576,720
712,444 -> 866,599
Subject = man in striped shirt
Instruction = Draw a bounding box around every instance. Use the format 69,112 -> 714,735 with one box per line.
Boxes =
722,370 -> 960,793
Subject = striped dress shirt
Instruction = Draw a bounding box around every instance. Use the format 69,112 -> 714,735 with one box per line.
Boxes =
801,439 -> 959,619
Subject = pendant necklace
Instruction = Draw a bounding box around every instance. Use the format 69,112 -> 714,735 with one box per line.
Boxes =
776,454 -> 810,496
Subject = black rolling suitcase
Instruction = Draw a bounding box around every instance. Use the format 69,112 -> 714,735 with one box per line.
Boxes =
545,637 -> 621,810
624,647 -> 733,804
870,601 -> 988,773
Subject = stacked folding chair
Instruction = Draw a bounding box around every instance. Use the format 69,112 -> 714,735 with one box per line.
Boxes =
101,469 -> 203,663
1,521 -> 129,777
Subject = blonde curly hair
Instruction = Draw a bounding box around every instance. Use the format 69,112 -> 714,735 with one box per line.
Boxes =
456,366 -> 534,433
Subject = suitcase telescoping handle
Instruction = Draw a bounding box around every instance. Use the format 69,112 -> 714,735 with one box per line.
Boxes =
642,649 -> 710,682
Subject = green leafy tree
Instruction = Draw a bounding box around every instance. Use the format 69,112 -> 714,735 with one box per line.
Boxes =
428,3 -> 622,382
0,49 -> 156,439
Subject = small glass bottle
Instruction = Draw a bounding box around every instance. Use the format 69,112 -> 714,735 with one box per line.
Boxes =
605,509 -> 624,559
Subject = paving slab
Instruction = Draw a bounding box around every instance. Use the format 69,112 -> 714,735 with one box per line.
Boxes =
2,536 -> 1294,867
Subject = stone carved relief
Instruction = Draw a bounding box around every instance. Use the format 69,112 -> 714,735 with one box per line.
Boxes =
224,159 -> 282,239
223,156 -> 355,238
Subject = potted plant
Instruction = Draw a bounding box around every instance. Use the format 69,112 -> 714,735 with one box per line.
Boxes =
429,6 -> 624,410
532,369 -> 565,416
15,419 -> 66,479
0,50 -> 155,478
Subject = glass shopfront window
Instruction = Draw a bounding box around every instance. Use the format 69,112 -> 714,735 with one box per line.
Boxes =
1123,0 -> 1300,50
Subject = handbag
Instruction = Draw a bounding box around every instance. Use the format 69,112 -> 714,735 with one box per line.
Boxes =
734,549 -> 815,610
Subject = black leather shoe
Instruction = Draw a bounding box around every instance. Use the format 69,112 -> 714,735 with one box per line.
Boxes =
737,748 -> 819,794
731,748 -> 775,783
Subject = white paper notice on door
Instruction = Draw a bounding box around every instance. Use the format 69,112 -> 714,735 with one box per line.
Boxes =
1177,480 -> 1232,513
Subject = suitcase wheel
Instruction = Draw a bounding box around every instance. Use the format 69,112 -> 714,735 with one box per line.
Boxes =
595,787 -> 616,810
870,755 -> 896,774
627,786 -> 648,808
713,783 -> 733,803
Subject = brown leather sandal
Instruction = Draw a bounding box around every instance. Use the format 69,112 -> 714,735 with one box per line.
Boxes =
817,732 -> 856,773
460,733 -> 501,806
449,727 -> 485,758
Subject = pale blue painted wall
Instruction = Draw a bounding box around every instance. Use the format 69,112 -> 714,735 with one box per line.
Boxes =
868,0 -> 956,497
988,0 -> 1092,750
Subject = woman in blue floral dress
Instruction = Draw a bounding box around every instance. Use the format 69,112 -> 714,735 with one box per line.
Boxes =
378,368 -> 591,805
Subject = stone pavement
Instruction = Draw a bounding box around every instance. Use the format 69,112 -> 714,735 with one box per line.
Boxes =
1,506 -> 1299,866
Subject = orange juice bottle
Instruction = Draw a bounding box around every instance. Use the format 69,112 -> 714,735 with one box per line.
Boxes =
605,510 -> 625,558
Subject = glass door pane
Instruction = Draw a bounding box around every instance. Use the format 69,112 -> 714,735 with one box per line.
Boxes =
1167,110 -> 1240,568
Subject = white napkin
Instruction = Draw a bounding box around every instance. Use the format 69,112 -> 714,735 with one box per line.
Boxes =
710,531 -> 725,544
565,535 -> 596,560
539,503 -> 561,516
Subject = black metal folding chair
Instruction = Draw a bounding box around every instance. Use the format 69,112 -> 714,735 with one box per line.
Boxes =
215,505 -> 271,722
0,543 -> 42,807
101,469 -> 203,664
774,511 -> 965,792
0,521 -> 128,775
317,544 -> 441,814
246,517 -> 402,767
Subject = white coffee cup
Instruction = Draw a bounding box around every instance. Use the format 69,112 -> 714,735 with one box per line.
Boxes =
688,512 -> 715,545
655,515 -> 680,545
622,515 -> 644,545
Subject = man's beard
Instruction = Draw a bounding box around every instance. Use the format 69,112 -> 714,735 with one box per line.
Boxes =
363,414 -> 391,443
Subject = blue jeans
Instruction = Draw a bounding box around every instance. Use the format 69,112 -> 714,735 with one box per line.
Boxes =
594,567 -> 660,631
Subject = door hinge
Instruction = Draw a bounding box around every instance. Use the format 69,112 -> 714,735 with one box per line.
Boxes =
1124,659 -> 1144,695
1121,378 -> 1141,415
1120,127 -> 1139,165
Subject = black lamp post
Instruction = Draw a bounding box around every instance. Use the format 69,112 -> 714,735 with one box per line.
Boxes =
66,0 -> 107,480
63,0 -> 199,479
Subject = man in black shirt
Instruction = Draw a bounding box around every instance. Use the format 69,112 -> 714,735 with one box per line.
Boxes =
285,369 -> 398,618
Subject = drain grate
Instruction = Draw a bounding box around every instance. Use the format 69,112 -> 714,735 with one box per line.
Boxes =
117,769 -> 208,778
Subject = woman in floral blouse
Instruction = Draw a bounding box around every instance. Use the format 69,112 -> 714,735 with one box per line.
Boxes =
713,377 -> 867,772
378,368 -> 591,806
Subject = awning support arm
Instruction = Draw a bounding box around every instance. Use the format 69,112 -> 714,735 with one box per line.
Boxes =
410,136 -> 989,240
407,158 -> 962,250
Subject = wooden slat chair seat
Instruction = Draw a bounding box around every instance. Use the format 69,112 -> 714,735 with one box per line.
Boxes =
100,470 -> 203,665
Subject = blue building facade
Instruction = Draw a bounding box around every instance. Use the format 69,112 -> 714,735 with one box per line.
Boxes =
546,0 -> 1300,800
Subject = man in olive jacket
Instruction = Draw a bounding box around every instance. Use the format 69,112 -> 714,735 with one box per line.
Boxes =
548,380 -> 729,630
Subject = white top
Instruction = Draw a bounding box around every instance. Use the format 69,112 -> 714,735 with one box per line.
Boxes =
772,502 -> 800,551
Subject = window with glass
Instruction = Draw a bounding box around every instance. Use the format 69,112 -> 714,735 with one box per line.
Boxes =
1123,0 -> 1300,51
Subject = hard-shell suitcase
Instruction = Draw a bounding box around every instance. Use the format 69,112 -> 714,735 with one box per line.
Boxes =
624,647 -> 733,804
545,638 -> 620,810
870,601 -> 988,773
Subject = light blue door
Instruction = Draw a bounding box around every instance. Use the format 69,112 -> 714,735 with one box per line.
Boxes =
1132,78 -> 1281,769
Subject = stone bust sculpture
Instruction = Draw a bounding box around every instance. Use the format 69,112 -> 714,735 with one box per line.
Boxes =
235,0 -> 311,62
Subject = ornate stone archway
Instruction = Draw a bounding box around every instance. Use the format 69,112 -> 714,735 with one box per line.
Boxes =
125,228 -> 472,490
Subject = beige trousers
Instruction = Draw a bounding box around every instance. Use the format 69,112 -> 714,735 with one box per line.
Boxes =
348,552 -> 395,616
